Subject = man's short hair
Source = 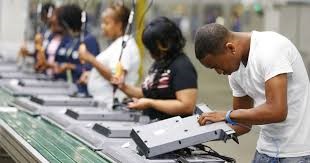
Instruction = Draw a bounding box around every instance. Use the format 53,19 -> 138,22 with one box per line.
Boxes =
194,23 -> 229,60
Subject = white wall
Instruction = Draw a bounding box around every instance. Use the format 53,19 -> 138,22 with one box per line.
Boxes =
264,2 -> 310,75
0,0 -> 28,59
264,3 -> 310,56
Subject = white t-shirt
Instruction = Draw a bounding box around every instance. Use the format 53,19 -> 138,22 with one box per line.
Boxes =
88,35 -> 140,109
229,31 -> 310,157
46,35 -> 61,77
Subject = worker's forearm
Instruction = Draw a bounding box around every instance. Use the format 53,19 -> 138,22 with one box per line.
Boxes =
149,99 -> 194,116
89,57 -> 112,81
230,124 -> 252,136
120,84 -> 143,98
230,103 -> 287,125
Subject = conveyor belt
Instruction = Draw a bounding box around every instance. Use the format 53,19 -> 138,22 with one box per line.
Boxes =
0,89 -> 111,163
0,89 -> 14,105
0,111 -> 111,163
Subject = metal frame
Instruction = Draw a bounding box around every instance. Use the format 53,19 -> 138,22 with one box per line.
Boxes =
1,83 -> 77,96
0,72 -> 48,80
0,65 -> 18,72
65,107 -> 148,122
0,120 -> 49,163
194,103 -> 213,115
131,115 -> 237,158
29,95 -> 96,106
42,112 -> 79,130
18,79 -> 71,88
99,143 -> 225,163
66,123 -> 131,151
12,97 -> 70,115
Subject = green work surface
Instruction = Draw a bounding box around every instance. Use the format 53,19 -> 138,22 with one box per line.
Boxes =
0,89 -> 111,163
0,89 -> 14,106
0,111 -> 111,163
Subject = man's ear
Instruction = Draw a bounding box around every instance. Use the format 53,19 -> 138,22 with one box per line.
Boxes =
225,42 -> 236,55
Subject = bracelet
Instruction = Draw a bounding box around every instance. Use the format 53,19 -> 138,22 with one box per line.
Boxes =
225,110 -> 237,125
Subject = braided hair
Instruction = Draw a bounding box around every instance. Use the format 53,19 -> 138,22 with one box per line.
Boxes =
142,17 -> 186,94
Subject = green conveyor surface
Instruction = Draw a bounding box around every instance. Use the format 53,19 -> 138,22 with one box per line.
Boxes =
0,88 -> 14,105
0,89 -> 111,163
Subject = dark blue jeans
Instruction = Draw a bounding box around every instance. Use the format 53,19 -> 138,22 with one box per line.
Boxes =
252,151 -> 310,163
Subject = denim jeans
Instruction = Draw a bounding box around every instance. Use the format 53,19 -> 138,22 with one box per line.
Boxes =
252,151 -> 310,163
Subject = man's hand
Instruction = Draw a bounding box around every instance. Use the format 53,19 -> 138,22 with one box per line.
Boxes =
78,43 -> 94,64
127,98 -> 153,110
198,111 -> 226,125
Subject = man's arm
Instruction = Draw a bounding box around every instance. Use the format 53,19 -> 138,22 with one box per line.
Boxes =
127,88 -> 197,115
231,95 -> 253,136
229,73 -> 288,124
198,74 -> 288,130
119,83 -> 144,98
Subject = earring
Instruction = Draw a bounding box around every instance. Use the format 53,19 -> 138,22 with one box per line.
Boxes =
156,41 -> 169,52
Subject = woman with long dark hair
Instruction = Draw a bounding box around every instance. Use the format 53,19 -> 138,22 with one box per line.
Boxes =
113,17 -> 198,120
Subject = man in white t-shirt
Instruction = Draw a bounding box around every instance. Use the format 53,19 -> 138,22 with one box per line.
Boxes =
194,23 -> 310,162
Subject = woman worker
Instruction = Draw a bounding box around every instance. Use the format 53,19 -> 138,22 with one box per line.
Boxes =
78,3 -> 140,107
113,17 -> 198,120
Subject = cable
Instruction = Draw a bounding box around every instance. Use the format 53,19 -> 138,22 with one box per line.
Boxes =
112,0 -> 154,107
176,156 -> 190,163
116,0 -> 154,61
80,0 -> 90,43
126,0 -> 154,38
36,1 -> 43,33
195,144 -> 236,163
112,0 -> 136,102
116,0 -> 154,62
118,0 -> 136,61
